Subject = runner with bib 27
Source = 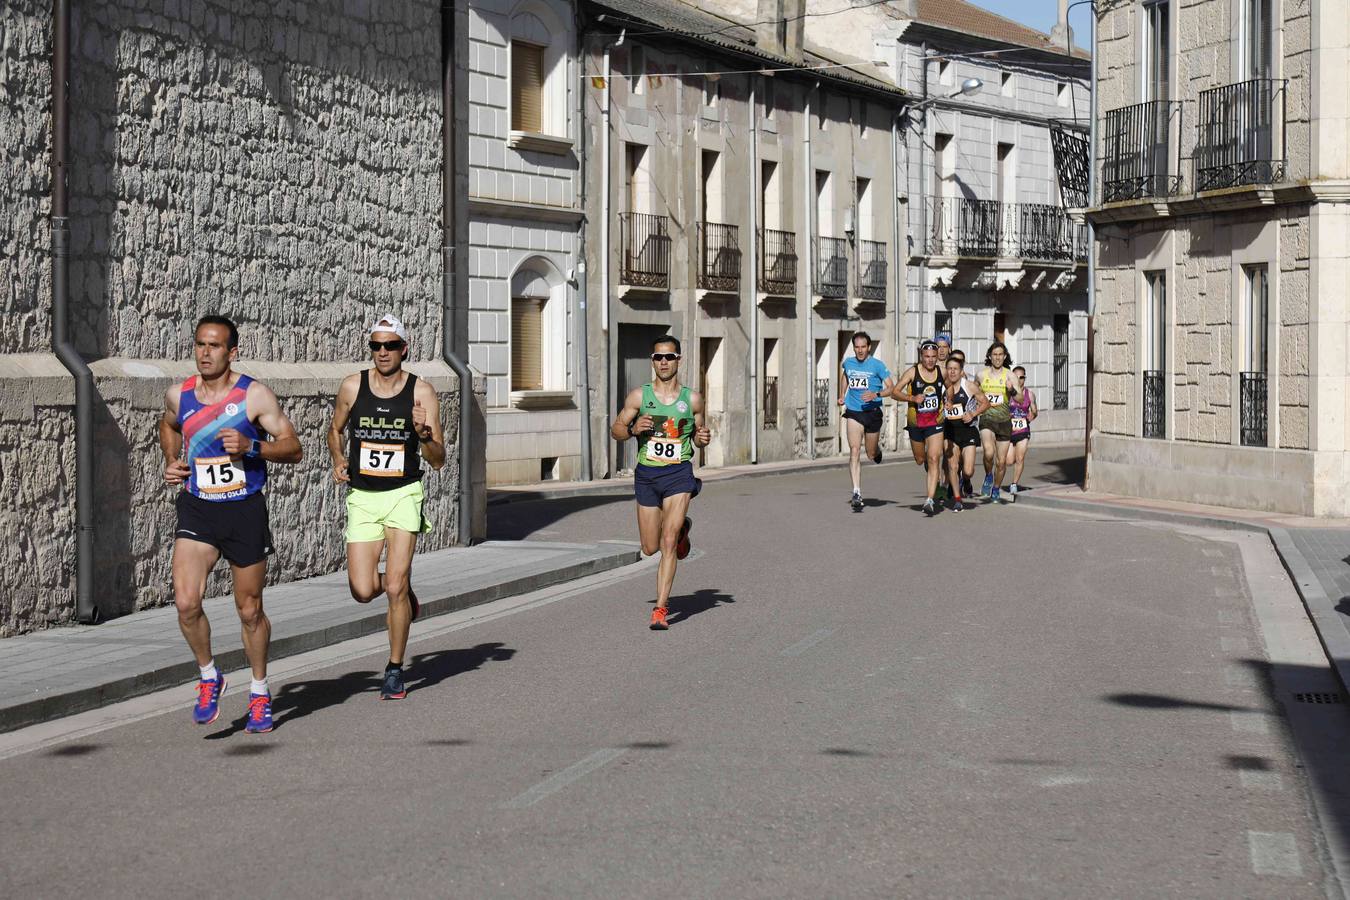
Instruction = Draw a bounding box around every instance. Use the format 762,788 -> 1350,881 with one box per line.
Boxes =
976,341 -> 1020,504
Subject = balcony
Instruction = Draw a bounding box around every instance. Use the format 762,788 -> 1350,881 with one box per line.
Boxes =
697,222 -> 740,293
620,212 -> 671,289
1240,371 -> 1268,447
759,228 -> 797,296
814,237 -> 848,298
1196,79 -> 1286,192
858,240 -> 887,302
763,375 -> 779,429
1142,369 -> 1166,439
924,198 -> 1086,263
1103,100 -> 1183,202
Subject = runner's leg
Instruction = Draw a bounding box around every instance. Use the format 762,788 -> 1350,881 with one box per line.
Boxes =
945,439 -> 962,498
1012,439 -> 1030,484
846,417 -> 864,493
230,559 -> 270,682
980,428 -> 997,479
381,527 -> 418,666
655,492 -> 692,608
863,429 -> 881,467
994,439 -> 1013,489
910,438 -> 926,466
173,539 -> 220,667
347,539 -> 387,602
924,432 -> 944,499
636,503 -> 661,557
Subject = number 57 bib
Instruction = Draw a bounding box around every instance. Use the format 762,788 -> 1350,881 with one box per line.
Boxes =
359,441 -> 406,477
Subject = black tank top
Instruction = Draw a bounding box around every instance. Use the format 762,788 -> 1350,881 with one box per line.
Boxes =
348,370 -> 422,492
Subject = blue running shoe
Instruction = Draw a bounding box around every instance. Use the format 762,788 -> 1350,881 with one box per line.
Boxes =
244,693 -> 273,734
991,485 -> 1002,504
381,666 -> 407,700
952,498 -> 965,512
981,474 -> 994,497
192,674 -> 226,725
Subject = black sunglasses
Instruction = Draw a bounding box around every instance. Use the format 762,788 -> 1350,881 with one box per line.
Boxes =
369,340 -> 406,352
651,352 -> 681,362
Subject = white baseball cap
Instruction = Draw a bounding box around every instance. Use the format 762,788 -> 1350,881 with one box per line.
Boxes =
369,314 -> 409,343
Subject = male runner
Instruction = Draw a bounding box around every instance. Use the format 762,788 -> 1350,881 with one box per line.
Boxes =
976,341 -> 1020,503
328,314 -> 445,700
942,354 -> 989,512
838,331 -> 894,512
935,331 -> 951,365
932,332 -> 952,503
891,339 -> 946,516
160,316 -> 303,733
610,336 -> 711,629
948,349 -> 977,498
1005,365 -> 1037,500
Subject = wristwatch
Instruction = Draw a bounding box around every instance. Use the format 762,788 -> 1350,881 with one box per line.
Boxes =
245,439 -> 261,459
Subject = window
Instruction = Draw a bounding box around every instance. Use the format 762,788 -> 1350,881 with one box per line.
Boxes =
511,41 -> 545,133
703,75 -> 720,109
1244,0 -> 1273,80
1056,82 -> 1068,107
761,160 -> 781,230
817,90 -> 828,131
937,58 -> 952,85
763,338 -> 780,429
855,176 -> 872,241
996,143 -> 1015,204
815,170 -> 832,236
510,298 -> 543,392
859,101 -> 868,139
510,264 -> 565,398
935,310 -> 953,340
933,132 -> 955,200
761,74 -> 775,120
629,45 -> 645,95
625,143 -> 650,214
1144,1 -> 1170,102
1000,71 -> 1014,97
701,150 -> 722,223
1053,314 -> 1070,410
1242,264 -> 1269,446
1143,270 -> 1167,438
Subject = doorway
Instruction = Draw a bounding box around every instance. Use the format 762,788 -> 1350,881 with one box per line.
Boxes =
699,337 -> 725,468
617,323 -> 674,472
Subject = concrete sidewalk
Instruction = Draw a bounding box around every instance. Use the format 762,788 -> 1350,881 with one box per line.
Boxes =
0,540 -> 639,734
1017,482 -> 1350,697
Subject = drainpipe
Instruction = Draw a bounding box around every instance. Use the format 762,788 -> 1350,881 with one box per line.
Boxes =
748,78 -> 759,464
891,109 -> 903,452
442,2 -> 474,544
803,81 -> 817,459
51,0 -> 97,624
575,25 -> 592,480
600,32 -> 622,476
1084,5 -> 1098,487
917,42 -> 929,359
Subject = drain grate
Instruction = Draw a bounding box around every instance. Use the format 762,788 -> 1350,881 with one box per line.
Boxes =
1294,692 -> 1344,705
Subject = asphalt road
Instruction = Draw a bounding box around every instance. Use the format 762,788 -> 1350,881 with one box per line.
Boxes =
1,451 -> 1343,898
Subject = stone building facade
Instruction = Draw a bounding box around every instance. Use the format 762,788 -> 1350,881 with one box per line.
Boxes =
898,0 -> 1092,445
0,0 -> 472,635
580,0 -> 909,475
1088,0 -> 1350,515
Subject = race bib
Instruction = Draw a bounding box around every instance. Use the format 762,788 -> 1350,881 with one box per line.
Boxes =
1012,416 -> 1029,432
194,455 -> 245,494
847,374 -> 870,390
646,437 -> 681,463
919,393 -> 940,412
946,406 -> 965,419
359,441 -> 406,477
987,395 -> 1004,407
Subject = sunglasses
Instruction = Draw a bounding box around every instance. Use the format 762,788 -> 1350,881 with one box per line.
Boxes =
369,340 -> 406,352
651,353 -> 681,362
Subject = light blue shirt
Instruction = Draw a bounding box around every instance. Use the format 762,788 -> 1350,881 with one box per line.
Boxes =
842,356 -> 890,411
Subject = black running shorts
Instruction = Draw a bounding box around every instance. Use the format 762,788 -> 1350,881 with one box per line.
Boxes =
945,421 -> 980,448
175,490 -> 274,567
843,408 -> 883,434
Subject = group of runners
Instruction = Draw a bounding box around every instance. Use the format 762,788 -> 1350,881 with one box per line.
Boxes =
841,330 -> 1037,516
161,318 -> 1029,732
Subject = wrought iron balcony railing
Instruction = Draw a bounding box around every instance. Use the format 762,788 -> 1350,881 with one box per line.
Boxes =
1053,351 -> 1070,410
858,240 -> 887,301
697,222 -> 740,292
1196,79 -> 1286,191
813,378 -> 832,427
1103,100 -> 1184,202
759,228 -> 797,295
620,212 -> 671,289
1142,369 -> 1166,439
924,198 -> 1087,263
763,375 -> 779,429
1240,371 -> 1268,447
814,236 -> 848,298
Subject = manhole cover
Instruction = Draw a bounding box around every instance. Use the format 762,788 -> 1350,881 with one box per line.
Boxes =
1294,692 -> 1344,704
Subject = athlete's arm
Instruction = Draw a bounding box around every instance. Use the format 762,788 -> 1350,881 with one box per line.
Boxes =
891,367 -> 919,404
412,378 -> 446,470
239,382 -> 302,464
1028,390 -> 1039,421
610,387 -> 650,441
159,385 -> 189,485
837,366 -> 847,406
968,384 -> 990,421
876,376 -> 896,403
326,374 -> 360,483
691,392 -> 711,447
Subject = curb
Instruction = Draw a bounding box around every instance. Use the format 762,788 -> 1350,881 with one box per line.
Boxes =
1018,489 -> 1350,694
0,543 -> 639,736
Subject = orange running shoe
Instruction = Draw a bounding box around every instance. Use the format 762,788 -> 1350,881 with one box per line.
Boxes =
675,517 -> 692,560
650,606 -> 669,630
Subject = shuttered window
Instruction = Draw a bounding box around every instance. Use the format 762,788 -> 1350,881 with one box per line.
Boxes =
511,298 -> 544,391
511,42 -> 544,133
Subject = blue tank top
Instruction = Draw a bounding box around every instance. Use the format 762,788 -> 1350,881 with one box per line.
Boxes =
178,374 -> 266,501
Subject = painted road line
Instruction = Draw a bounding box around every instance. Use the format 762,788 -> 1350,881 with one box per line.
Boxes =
1247,830 -> 1302,876
499,748 -> 627,809
780,628 -> 835,657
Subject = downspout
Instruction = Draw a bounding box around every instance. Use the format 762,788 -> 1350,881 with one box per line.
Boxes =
442,2 -> 474,544
575,24 -> 592,480
51,0 -> 97,624
804,81 -> 817,459
891,109 -> 903,452
748,78 -> 759,464
600,33 -> 621,476
917,42 -> 929,359
1084,5 -> 1098,487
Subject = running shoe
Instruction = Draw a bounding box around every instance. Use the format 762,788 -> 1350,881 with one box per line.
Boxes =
407,587 -> 420,623
381,666 -> 407,700
952,498 -> 965,512
650,606 -> 669,630
243,693 -> 273,733
850,490 -> 864,512
872,448 -> 883,464
923,498 -> 936,517
935,483 -> 947,504
961,476 -> 973,497
991,485 -> 1002,504
981,474 -> 994,497
1007,482 -> 1019,502
192,674 -> 226,725
675,517 -> 693,560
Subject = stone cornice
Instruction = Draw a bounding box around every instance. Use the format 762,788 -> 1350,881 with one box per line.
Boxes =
468,196 -> 584,225
1087,180 -> 1350,225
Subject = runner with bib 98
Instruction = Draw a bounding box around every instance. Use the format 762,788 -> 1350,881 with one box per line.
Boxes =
610,336 -> 712,630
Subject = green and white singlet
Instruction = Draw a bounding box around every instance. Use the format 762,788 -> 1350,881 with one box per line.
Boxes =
636,384 -> 695,467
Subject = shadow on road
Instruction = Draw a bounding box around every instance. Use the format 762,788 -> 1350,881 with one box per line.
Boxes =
487,493 -> 630,541
1032,449 -> 1086,487
667,589 -> 735,625
205,642 -> 518,737
1104,692 -> 1253,712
